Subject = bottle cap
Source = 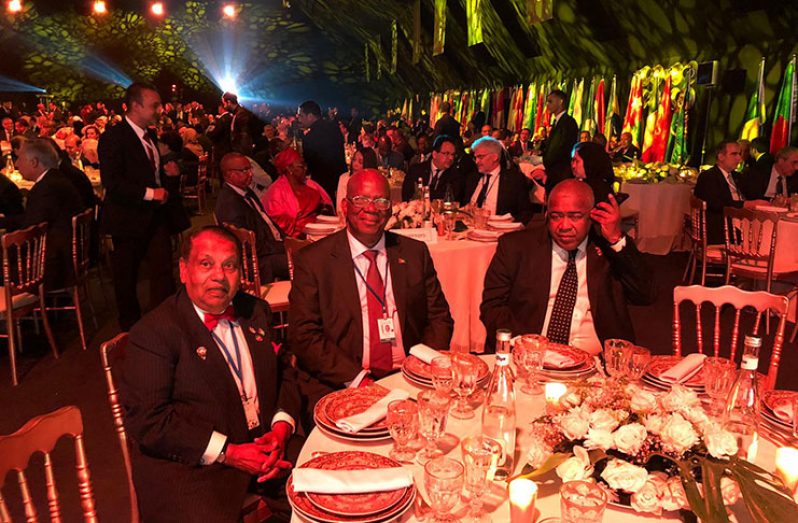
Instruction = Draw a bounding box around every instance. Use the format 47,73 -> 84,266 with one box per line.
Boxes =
744,335 -> 762,348
496,329 -> 512,342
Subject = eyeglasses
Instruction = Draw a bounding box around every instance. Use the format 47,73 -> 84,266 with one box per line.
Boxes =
348,195 -> 392,211
548,211 -> 589,222
227,166 -> 252,174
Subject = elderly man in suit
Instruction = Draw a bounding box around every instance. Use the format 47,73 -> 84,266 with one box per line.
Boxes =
742,146 -> 798,201
289,169 -> 453,399
119,226 -> 301,522
401,135 -> 462,202
481,180 -> 656,354
541,90 -> 578,194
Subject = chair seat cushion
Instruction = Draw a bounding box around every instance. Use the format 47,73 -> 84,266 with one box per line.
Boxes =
705,245 -> 725,261
261,281 -> 291,312
0,291 -> 38,315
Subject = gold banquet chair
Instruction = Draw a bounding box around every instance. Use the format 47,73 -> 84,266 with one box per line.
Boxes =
181,153 -> 209,215
284,237 -> 311,281
683,196 -> 725,285
0,406 -> 97,522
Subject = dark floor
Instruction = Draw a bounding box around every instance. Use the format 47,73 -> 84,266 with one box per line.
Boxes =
1,238 -> 796,521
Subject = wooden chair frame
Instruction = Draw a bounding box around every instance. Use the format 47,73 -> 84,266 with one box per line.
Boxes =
180,153 -> 209,214
284,237 -> 311,281
221,223 -> 262,297
723,207 -> 780,291
684,196 -> 726,285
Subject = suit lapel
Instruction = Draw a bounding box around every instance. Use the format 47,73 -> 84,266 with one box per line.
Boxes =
331,232 -> 364,357
123,120 -> 157,183
536,235 -> 553,317
586,240 -> 605,324
385,233 -> 408,337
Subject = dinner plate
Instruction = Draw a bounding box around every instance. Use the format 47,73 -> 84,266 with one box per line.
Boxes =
542,343 -> 591,370
402,352 -> 490,383
305,223 -> 339,233
315,387 -> 391,433
754,205 -> 790,213
314,422 -> 393,442
644,355 -> 706,387
316,215 -> 341,224
762,390 -> 798,419
314,390 -> 388,433
468,229 -> 500,242
761,409 -> 792,431
488,214 -> 513,222
401,368 -> 434,388
488,221 -> 523,231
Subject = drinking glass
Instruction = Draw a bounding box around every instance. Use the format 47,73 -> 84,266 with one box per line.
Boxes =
417,390 -> 451,464
444,212 -> 456,240
560,480 -> 608,523
603,339 -> 633,381
461,436 -> 502,523
473,207 -> 490,229
625,346 -> 652,384
431,356 -> 454,395
386,399 -> 419,464
431,199 -> 444,215
515,334 -> 547,394
424,457 -> 464,523
450,353 -> 480,419
703,357 -> 737,418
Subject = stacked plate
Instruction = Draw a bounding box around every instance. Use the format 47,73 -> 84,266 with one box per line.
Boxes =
316,215 -> 342,225
305,221 -> 341,240
642,355 -> 706,393
761,390 -> 798,433
401,351 -> 490,388
468,229 -> 501,242
488,220 -> 523,232
313,387 -> 393,442
288,451 -> 416,523
538,343 -> 595,381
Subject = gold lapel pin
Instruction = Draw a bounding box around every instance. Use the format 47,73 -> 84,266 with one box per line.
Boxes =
248,326 -> 256,334
398,257 -> 407,265
257,327 -> 265,337
196,346 -> 207,360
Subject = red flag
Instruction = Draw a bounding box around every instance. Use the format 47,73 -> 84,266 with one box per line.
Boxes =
771,56 -> 796,154
595,78 -> 606,137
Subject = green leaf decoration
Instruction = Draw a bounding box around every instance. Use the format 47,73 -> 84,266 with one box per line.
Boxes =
730,458 -> 798,523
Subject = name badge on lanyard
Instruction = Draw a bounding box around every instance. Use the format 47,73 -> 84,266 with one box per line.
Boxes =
211,329 -> 260,430
377,316 -> 396,343
354,260 -> 396,343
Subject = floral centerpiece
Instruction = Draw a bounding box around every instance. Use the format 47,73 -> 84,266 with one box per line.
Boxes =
385,200 -> 426,229
614,161 -> 699,184
521,378 -> 798,522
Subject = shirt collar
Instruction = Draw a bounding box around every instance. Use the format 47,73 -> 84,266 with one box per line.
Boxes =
125,115 -> 150,140
192,302 -> 235,325
717,165 -> 734,179
551,236 -> 588,261
226,182 -> 247,197
552,110 -> 565,123
34,168 -> 50,184
485,165 -> 501,177
347,229 -> 386,260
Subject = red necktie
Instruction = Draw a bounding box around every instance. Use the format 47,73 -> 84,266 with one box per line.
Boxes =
363,250 -> 392,374
203,306 -> 237,331
142,134 -> 158,176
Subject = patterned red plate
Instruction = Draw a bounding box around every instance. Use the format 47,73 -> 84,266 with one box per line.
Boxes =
763,390 -> 798,421
314,388 -> 390,435
402,351 -> 489,382
321,386 -> 391,431
542,343 -> 591,370
645,355 -> 706,386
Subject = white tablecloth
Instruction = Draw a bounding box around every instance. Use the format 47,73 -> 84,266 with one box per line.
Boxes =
621,182 -> 694,255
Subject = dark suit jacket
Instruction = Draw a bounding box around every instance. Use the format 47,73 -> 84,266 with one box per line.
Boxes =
741,158 -> 798,200
119,288 -> 301,523
480,225 -> 657,351
694,166 -> 745,245
433,114 -> 461,139
543,113 -> 578,193
463,166 -> 535,224
302,118 -> 347,200
231,105 -> 255,155
612,145 -> 641,162
401,159 -> 464,202
58,156 -> 95,211
508,140 -> 533,158
289,230 -> 453,394
0,173 -> 24,218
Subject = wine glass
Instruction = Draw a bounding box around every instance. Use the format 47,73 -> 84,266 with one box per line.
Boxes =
424,457 -> 464,523
603,339 -> 633,381
460,436 -> 501,523
386,399 -> 419,463
625,346 -> 652,384
431,356 -> 454,395
450,353 -> 480,419
417,390 -> 451,464
515,334 -> 547,394
444,212 -> 456,240
703,357 -> 736,418
560,480 -> 608,523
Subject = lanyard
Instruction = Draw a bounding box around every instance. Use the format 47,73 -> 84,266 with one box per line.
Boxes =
353,259 -> 389,316
210,324 -> 246,396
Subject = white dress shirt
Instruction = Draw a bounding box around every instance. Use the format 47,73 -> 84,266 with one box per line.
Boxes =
125,115 -> 161,201
347,231 -> 405,386
469,165 -> 501,215
765,165 -> 787,198
718,166 -> 742,201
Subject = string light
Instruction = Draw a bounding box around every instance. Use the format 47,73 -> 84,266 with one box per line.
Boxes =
150,1 -> 164,16
7,0 -> 22,13
222,3 -> 236,18
92,0 -> 107,15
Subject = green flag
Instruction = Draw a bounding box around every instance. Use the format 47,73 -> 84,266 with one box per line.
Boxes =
466,0 -> 483,46
770,55 -> 796,154
740,58 -> 766,141
433,0 -> 446,56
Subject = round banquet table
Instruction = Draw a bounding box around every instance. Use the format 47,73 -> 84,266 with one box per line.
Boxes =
620,181 -> 694,255
293,357 -> 779,523
770,214 -> 798,274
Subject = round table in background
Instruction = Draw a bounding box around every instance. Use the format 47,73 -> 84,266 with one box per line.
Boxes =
621,181 -> 694,255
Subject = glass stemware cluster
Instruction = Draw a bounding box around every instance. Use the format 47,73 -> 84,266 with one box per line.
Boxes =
603,338 -> 652,383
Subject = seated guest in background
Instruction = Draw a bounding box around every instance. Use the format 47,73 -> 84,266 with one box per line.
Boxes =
1,116 -> 13,143
591,133 -> 608,150
508,128 -> 534,157
216,152 -> 288,283
742,146 -> 798,200
571,141 -> 616,204
14,117 -> 34,138
611,132 -> 640,162
63,133 -> 82,167
377,135 -> 405,170
42,137 -> 95,211
532,126 -> 548,154
749,137 -> 773,171
695,141 -> 768,245
408,133 -> 432,168
337,147 -> 379,211
481,180 -> 656,354
289,169 -> 453,401
178,127 -> 204,186
2,138 -> 83,290
119,226 -> 301,522
402,135 -> 462,202
579,131 -> 591,143
463,137 -> 534,224
262,147 -> 333,238
80,138 -> 100,169
480,125 -> 493,137
81,124 -> 100,140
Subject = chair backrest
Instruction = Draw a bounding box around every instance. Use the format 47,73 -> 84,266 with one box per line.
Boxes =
72,208 -> 94,280
723,207 -> 779,280
100,333 -> 138,523
0,406 -> 97,522
673,284 -> 789,390
222,223 -> 262,296
284,237 -> 312,281
687,195 -> 707,248
197,154 -> 208,184
2,222 -> 48,297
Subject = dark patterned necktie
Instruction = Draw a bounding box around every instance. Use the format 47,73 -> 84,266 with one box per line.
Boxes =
476,174 -> 491,208
776,176 -> 785,196
546,250 -> 579,345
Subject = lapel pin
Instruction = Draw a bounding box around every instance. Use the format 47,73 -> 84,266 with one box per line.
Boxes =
196,346 -> 207,360
398,257 -> 407,265
255,335 -> 264,342
248,326 -> 256,334
594,246 -> 603,257
257,327 -> 265,337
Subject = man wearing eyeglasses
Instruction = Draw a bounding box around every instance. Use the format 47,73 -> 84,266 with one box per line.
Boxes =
480,179 -> 656,355
289,169 -> 453,401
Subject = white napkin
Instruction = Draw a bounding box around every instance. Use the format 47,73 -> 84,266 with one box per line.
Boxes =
659,353 -> 706,384
410,344 -> 444,364
292,467 -> 413,494
335,389 -> 410,433
488,213 -> 513,222
544,350 -> 576,369
774,403 -> 794,423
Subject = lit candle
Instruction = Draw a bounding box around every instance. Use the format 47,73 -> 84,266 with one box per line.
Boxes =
545,382 -> 567,404
509,478 -> 538,523
776,447 -> 798,495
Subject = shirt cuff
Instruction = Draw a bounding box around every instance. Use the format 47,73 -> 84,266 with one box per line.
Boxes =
271,412 -> 296,434
144,187 -> 155,201
609,236 -> 627,252
348,369 -> 370,389
200,431 -> 227,465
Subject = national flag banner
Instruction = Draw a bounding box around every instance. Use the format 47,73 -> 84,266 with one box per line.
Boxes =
571,78 -> 585,128
492,87 -> 507,129
412,0 -> 421,64
429,94 -> 441,128
640,71 -> 663,162
604,75 -> 619,138
568,79 -> 578,118
623,73 -> 644,147
537,82 -> 550,132
433,0 -> 446,56
581,77 -> 596,134
480,88 -> 491,122
507,86 -> 519,132
527,0 -> 554,24
667,66 -> 691,165
740,57 -> 765,141
595,78 -> 606,136
390,20 -> 398,74
466,0 -> 484,46
770,55 -> 796,154
523,83 -> 537,130
649,73 -> 672,162
510,85 -> 525,133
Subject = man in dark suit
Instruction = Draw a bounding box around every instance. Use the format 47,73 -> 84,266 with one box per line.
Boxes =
542,90 -> 578,194
402,135 -> 462,202
207,108 -> 233,179
0,117 -> 13,143
222,92 -> 256,155
433,101 -> 461,139
98,81 -> 190,330
347,107 -> 362,144
741,146 -> 798,201
215,152 -> 288,283
289,169 -> 453,399
611,132 -> 641,162
481,180 -> 656,354
3,138 -> 83,290
694,141 -> 768,245
508,128 -> 534,157
297,100 -> 346,202
463,137 -> 534,224
119,226 -> 301,522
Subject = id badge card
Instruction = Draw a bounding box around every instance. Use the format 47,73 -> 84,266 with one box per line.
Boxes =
377,316 -> 396,343
242,396 -> 260,430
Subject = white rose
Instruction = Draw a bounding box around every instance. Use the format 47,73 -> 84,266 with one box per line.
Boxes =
660,385 -> 701,412
681,406 -> 710,428
613,423 -> 648,455
660,413 -> 700,454
643,413 -> 668,435
561,391 -> 582,409
630,478 -> 663,515
705,428 -> 739,459
556,446 -> 594,482
630,390 -> 658,413
601,459 -> 649,493
590,409 -> 620,432
561,410 -> 590,440
584,428 -> 614,451
721,477 -> 741,506
526,438 -> 552,469
663,476 -> 689,511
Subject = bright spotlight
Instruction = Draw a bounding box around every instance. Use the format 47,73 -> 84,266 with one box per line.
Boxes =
92,0 -> 107,14
7,0 -> 22,13
220,76 -> 237,95
150,2 -> 164,16
222,3 -> 236,18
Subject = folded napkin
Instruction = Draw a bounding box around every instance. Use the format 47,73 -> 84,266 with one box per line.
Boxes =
659,354 -> 706,384
335,389 -> 410,433
292,467 -> 413,494
544,350 -> 576,369
489,213 -> 513,222
774,402 -> 794,423
410,344 -> 444,364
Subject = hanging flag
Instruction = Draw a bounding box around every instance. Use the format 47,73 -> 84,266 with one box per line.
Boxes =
623,73 -> 644,147
412,0 -> 421,64
770,55 -> 796,154
581,77 -> 596,134
507,86 -> 522,132
536,82 -> 550,132
571,78 -> 585,128
604,75 -> 618,139
740,58 -> 766,141
430,94 -> 441,128
523,83 -> 537,130
650,73 -> 673,162
667,66 -> 692,165
492,87 -> 507,129
641,70 -> 662,162
466,0 -> 484,46
433,0 -> 446,56
594,78 -> 606,137
480,88 -> 491,124
527,0 -> 554,23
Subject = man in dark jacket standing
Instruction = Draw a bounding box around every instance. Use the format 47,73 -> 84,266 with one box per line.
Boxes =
297,100 -> 346,202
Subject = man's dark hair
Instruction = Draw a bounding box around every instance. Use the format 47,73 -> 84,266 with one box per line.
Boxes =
298,100 -> 321,117
440,101 -> 451,113
751,137 -> 769,153
591,133 -> 608,147
548,89 -> 568,103
432,135 -> 458,152
125,81 -> 158,109
180,226 -> 242,262
222,92 -> 238,105
715,140 -> 738,156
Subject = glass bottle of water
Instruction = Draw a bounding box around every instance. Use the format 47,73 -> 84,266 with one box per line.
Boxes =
724,335 -> 762,461
482,328 -> 516,481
